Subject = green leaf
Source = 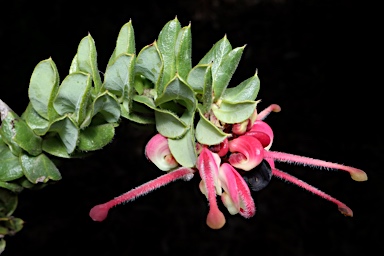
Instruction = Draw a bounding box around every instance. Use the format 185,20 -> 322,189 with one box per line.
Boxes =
53,72 -> 92,125
20,153 -> 61,184
212,45 -> 245,101
78,123 -> 115,151
108,20 -> 135,66
222,72 -> 260,102
0,181 -> 23,193
28,58 -> 60,120
155,75 -> 196,113
155,110 -> 188,139
0,188 -> 18,217
69,54 -> 79,74
21,103 -> 50,136
175,23 -> 192,80
0,102 -> 42,156
42,135 -> 70,158
0,144 -> 24,182
0,102 -> 22,156
77,34 -> 103,91
0,239 -> 5,254
123,100 -> 155,124
201,65 -> 213,114
135,42 -> 163,91
168,128 -> 196,168
212,100 -> 258,124
187,64 -> 211,93
157,17 -> 181,90
12,118 -> 42,157
92,91 -> 121,123
195,107 -> 229,145
103,54 -> 135,99
48,116 -> 79,154
198,35 -> 232,75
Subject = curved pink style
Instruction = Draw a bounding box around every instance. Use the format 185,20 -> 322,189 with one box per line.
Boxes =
145,133 -> 179,171
228,135 -> 264,171
264,150 -> 368,182
257,104 -> 281,120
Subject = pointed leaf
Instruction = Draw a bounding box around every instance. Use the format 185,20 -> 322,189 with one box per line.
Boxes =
42,135 -> 70,158
103,53 -> 135,99
201,65 -> 213,114
92,92 -> 121,123
155,110 -> 188,139
69,54 -> 79,74
175,24 -> 192,80
157,17 -> 181,89
135,42 -> 163,90
168,128 -> 196,168
11,118 -> 42,156
21,103 -> 50,136
48,116 -> 79,154
28,58 -> 59,120
198,35 -> 232,75
213,46 -> 245,101
0,189 -> 18,216
0,144 -> 23,181
108,20 -> 135,66
212,100 -> 258,124
20,153 -> 61,184
53,72 -> 92,125
187,64 -> 211,93
222,72 -> 260,102
155,75 -> 196,112
195,107 -> 229,145
77,34 -> 102,91
0,102 -> 41,156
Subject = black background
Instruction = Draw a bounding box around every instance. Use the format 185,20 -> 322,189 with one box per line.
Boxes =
1,0 -> 381,255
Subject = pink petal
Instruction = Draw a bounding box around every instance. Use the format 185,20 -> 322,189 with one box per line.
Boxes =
145,133 -> 179,171
228,135 -> 264,171
219,163 -> 240,214
197,147 -> 226,229
229,164 -> 256,218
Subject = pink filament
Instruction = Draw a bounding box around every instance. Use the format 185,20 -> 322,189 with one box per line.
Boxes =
272,168 -> 353,216
89,167 -> 195,222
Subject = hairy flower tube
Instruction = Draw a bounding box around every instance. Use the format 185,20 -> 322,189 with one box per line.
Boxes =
89,103 -> 367,228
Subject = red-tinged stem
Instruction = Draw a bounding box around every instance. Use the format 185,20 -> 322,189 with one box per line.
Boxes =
264,150 -> 367,182
257,104 -> 281,120
272,168 -> 353,217
89,167 -> 195,222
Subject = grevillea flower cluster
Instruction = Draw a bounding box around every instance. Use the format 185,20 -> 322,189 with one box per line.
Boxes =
0,16 -> 367,252
88,18 -> 367,229
90,102 -> 367,228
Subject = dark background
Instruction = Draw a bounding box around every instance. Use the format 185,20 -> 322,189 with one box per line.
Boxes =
1,0 -> 381,255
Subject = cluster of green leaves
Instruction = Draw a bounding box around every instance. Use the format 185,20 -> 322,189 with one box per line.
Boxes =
0,17 -> 260,249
